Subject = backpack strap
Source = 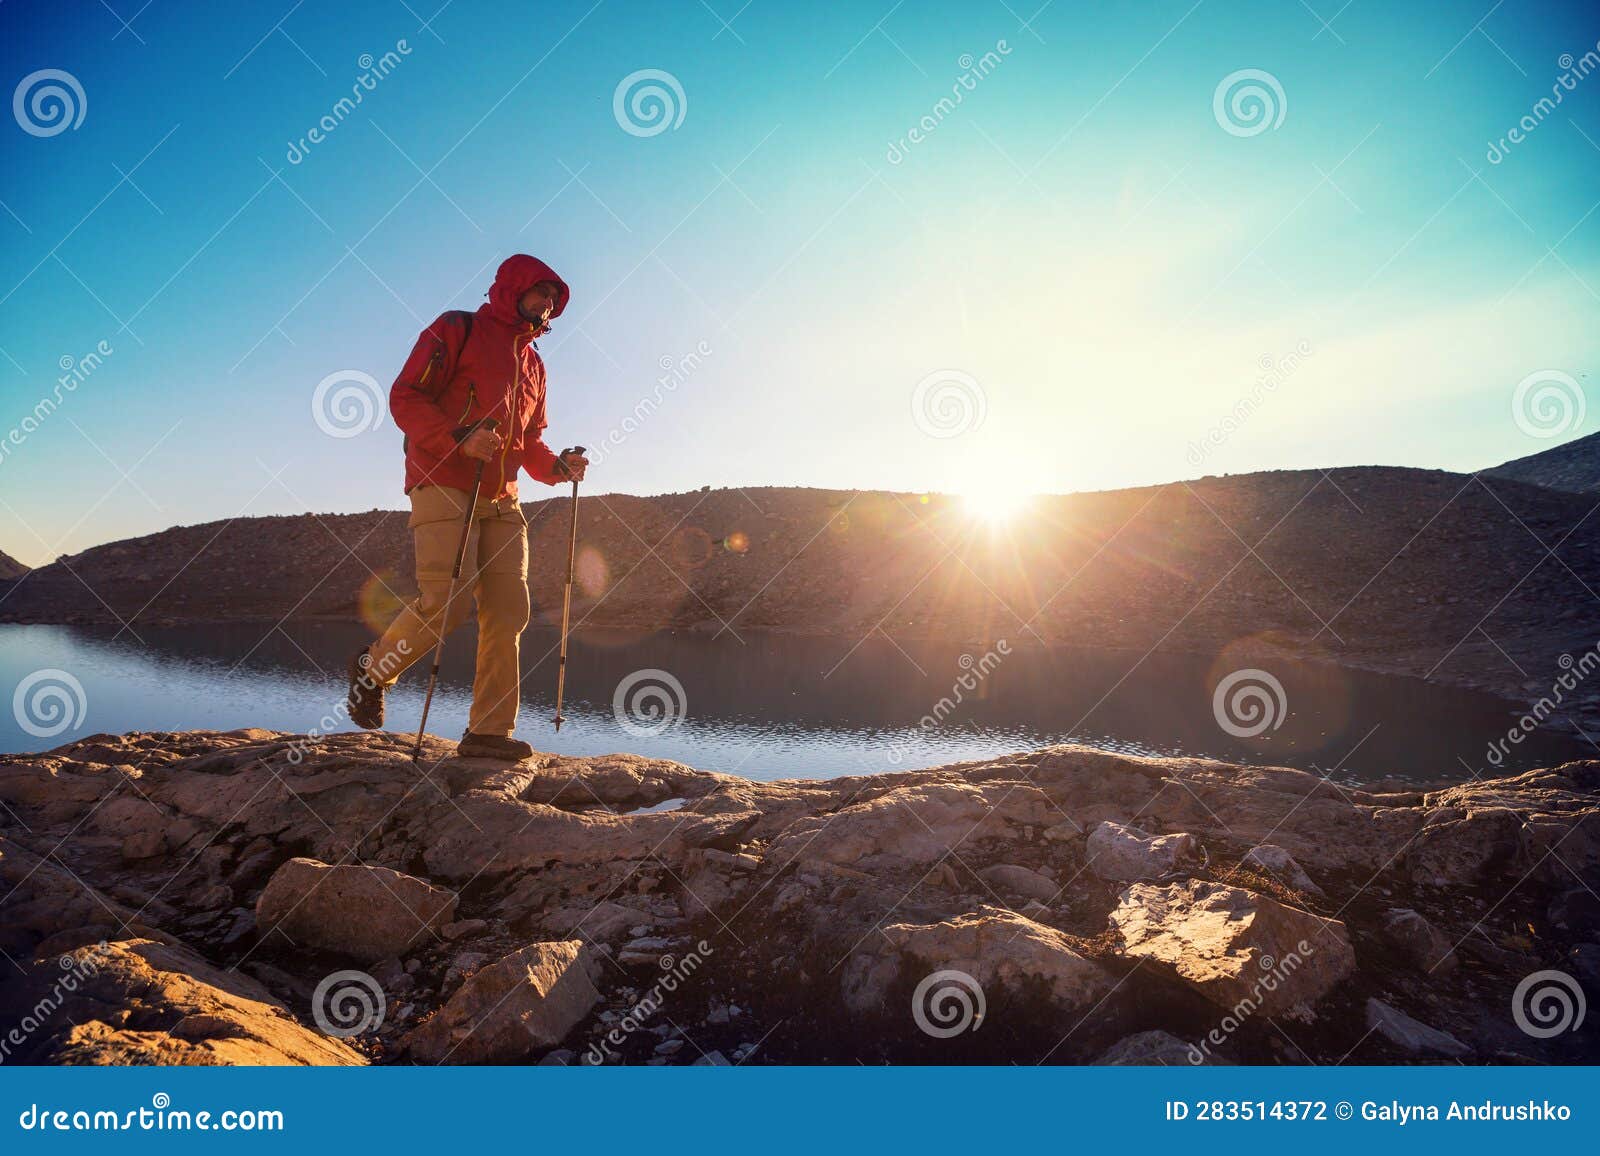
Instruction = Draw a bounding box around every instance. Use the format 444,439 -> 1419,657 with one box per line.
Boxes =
413,310 -> 475,400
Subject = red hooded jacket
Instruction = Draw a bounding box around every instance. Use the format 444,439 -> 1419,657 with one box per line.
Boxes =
389,254 -> 570,501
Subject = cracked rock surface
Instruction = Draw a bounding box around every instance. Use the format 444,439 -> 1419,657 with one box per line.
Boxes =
1,729 -> 1595,1065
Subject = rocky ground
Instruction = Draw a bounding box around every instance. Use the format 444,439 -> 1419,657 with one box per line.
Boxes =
1487,430 -> 1600,496
1,729 -> 1596,1066
4,468 -> 1599,729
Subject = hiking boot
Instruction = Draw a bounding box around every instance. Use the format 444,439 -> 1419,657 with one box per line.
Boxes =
458,732 -> 534,761
346,647 -> 385,730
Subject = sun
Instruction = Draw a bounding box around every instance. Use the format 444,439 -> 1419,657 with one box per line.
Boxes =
960,485 -> 1030,524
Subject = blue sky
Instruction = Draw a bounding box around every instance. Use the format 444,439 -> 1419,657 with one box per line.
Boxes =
1,0 -> 1597,567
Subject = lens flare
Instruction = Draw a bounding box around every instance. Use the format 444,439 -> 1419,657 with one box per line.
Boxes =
576,545 -> 609,598
358,571 -> 406,633
960,486 -> 1029,524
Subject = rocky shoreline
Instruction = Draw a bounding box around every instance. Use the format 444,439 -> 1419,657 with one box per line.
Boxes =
1,729 -> 1596,1065
5,470 -> 1600,729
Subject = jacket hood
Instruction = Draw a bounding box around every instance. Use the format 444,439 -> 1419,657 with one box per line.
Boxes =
483,254 -> 569,327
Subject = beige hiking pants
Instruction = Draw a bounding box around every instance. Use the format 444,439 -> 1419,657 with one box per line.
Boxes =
366,485 -> 530,737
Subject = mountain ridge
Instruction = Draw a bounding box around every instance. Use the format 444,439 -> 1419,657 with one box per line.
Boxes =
4,465 -> 1597,721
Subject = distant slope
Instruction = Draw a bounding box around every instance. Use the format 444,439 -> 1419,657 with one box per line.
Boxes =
3,469 -> 1597,706
1486,430 -> 1600,494
0,549 -> 29,581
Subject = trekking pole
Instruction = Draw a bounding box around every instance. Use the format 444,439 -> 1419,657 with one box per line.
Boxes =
411,418 -> 498,763
552,445 -> 586,732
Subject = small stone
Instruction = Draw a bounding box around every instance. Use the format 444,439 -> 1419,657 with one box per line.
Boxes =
1548,889 -> 1600,936
703,848 -> 760,872
1087,821 -> 1197,882
1095,1030 -> 1198,1066
121,829 -> 167,862
370,957 -> 407,988
219,908 -> 255,947
772,882 -> 808,912
1244,844 -> 1324,897
190,882 -> 234,910
1365,998 -> 1470,1057
653,1038 -> 685,1055
694,1049 -> 732,1066
978,863 -> 1057,901
1381,908 -> 1457,975
442,918 -> 488,940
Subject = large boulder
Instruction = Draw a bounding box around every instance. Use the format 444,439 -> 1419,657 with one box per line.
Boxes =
255,857 -> 457,963
0,937 -> 364,1065
1109,879 -> 1354,1018
1405,809 -> 1525,886
1086,821 -> 1197,882
844,906 -> 1111,1016
402,940 -> 601,1064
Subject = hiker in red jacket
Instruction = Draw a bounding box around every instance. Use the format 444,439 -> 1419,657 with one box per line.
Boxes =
347,254 -> 588,761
